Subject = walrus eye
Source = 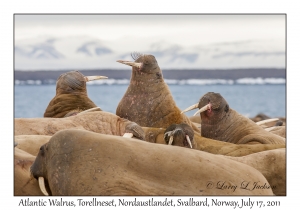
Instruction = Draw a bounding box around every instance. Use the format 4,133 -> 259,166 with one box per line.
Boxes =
156,72 -> 161,79
224,104 -> 229,112
39,146 -> 45,156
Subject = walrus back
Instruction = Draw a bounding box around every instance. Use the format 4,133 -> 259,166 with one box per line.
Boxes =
44,94 -> 97,118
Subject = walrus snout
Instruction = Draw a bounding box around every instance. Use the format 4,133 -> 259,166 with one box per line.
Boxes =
182,92 -> 229,117
164,124 -> 194,148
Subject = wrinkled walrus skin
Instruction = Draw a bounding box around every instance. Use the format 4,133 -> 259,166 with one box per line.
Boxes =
30,129 -> 274,196
142,127 -> 285,156
44,71 -> 106,118
116,53 -> 199,132
183,92 -> 285,144
224,148 -> 286,196
15,111 -> 145,140
14,148 -> 45,196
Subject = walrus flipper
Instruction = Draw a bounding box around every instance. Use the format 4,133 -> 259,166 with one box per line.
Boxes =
125,123 -> 145,141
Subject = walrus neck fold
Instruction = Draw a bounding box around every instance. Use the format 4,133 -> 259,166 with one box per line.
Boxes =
201,108 -> 233,141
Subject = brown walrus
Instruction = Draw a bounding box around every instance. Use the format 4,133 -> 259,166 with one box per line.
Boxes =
143,127 -> 285,156
164,123 -> 195,148
30,129 -> 273,196
181,92 -> 285,144
15,111 -> 145,140
224,148 -> 286,196
44,70 -> 107,118
15,135 -> 52,156
251,113 -> 286,126
14,147 -> 46,196
116,53 -> 199,132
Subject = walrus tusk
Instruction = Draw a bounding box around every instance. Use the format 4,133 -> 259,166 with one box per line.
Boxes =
117,60 -> 143,69
84,76 -> 108,82
123,133 -> 133,138
193,104 -> 211,116
256,118 -> 279,126
77,107 -> 101,116
168,136 -> 174,145
181,103 -> 198,114
38,177 -> 49,196
186,135 -> 193,148
265,126 -> 278,132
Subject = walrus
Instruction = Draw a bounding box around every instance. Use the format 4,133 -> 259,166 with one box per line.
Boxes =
44,70 -> 107,118
265,126 -> 286,138
143,127 -> 285,156
15,111 -> 145,140
251,113 -> 286,126
223,148 -> 286,196
255,118 -> 284,129
15,135 -> 51,156
14,147 -> 46,196
116,53 -> 200,132
181,92 -> 285,144
30,129 -> 273,196
164,123 -> 195,148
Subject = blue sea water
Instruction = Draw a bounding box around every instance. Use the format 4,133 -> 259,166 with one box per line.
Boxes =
14,84 -> 286,119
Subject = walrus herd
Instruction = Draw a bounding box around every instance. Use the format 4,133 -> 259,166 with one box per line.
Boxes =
14,53 -> 286,196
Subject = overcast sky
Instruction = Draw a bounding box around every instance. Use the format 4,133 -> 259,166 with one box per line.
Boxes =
14,14 -> 286,70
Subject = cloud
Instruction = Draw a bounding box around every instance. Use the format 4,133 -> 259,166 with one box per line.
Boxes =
212,51 -> 285,59
14,35 -> 286,70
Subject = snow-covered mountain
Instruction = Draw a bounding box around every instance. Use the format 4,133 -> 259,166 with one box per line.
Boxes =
14,36 -> 285,70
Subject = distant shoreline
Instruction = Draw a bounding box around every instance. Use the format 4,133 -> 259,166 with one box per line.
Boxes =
15,68 -> 286,82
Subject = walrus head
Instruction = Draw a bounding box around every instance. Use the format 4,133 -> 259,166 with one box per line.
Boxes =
56,70 -> 107,95
117,52 -> 163,83
164,123 -> 195,148
181,92 -> 230,124
44,71 -> 107,118
30,144 -> 51,196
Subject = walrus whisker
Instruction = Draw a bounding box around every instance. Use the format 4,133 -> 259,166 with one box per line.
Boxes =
38,177 -> 49,196
193,104 -> 211,116
186,135 -> 193,148
164,131 -> 172,140
123,133 -> 134,138
256,118 -> 279,126
131,52 -> 144,61
84,75 -> 108,82
171,128 -> 182,135
76,107 -> 101,116
181,103 -> 198,114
